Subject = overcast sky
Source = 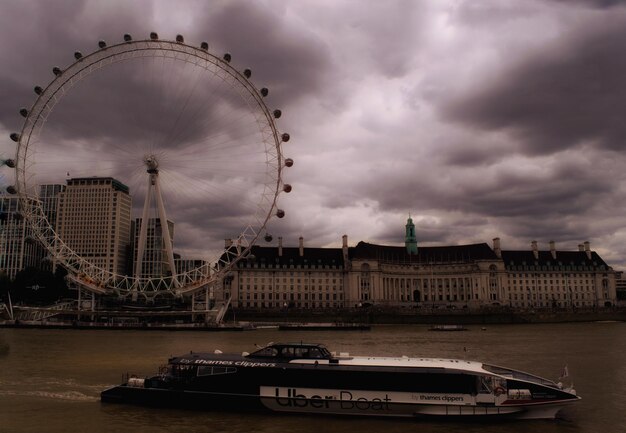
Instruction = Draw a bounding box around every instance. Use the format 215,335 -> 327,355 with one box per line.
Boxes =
2,0 -> 626,269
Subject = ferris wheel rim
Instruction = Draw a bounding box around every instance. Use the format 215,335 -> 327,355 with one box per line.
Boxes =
11,35 -> 289,297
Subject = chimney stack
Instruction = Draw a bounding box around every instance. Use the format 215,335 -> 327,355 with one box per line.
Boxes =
531,240 -> 538,260
342,234 -> 349,267
493,237 -> 501,258
584,241 -> 591,260
278,237 -> 283,257
299,236 -> 304,257
549,240 -> 556,260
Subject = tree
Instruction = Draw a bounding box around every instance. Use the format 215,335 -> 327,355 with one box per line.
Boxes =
0,270 -> 11,302
11,267 -> 68,305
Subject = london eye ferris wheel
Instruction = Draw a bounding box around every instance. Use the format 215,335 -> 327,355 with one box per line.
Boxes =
4,32 -> 293,299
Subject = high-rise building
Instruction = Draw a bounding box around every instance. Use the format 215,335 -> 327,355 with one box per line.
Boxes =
39,184 -> 65,230
0,195 -> 44,279
131,217 -> 175,278
56,177 -> 131,276
38,184 -> 66,272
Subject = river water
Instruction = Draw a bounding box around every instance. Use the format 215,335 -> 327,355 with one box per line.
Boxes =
0,322 -> 624,433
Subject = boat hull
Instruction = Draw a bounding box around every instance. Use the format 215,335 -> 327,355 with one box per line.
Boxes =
101,384 -> 576,419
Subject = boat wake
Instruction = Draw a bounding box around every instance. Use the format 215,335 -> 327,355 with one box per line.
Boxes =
0,389 -> 98,402
0,377 -> 106,402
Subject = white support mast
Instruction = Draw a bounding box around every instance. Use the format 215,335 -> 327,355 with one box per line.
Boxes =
134,155 -> 179,289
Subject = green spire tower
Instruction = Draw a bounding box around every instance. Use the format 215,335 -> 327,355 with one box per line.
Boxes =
405,215 -> 418,254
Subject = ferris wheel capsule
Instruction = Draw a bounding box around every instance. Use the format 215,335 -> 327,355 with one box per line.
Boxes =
285,158 -> 294,167
52,67 -> 62,76
176,34 -> 184,43
34,86 -> 43,95
123,34 -> 132,42
6,185 -> 16,194
273,109 -> 281,119
281,133 -> 290,142
223,53 -> 232,63
74,51 -> 83,60
261,88 -> 269,97
283,184 -> 292,193
10,133 -> 20,142
276,209 -> 285,218
150,32 -> 158,40
244,69 -> 252,78
98,40 -> 107,49
264,234 -> 273,242
19,108 -> 28,117
200,41 -> 209,50
3,159 -> 15,168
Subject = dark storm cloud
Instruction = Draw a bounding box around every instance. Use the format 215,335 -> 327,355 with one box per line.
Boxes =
440,142 -> 503,167
191,1 -> 332,109
360,152 -> 615,224
443,17 -> 626,155
0,1 -> 157,130
40,62 -> 259,149
550,0 -> 626,8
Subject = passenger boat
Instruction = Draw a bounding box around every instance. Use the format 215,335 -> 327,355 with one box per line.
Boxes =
100,342 -> 579,419
428,324 -> 468,332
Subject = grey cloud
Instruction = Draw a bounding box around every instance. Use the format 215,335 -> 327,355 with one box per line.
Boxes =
358,151 -> 615,227
442,17 -> 626,155
0,1 -> 156,125
550,0 -> 626,8
191,1 -> 332,109
344,0 -> 423,79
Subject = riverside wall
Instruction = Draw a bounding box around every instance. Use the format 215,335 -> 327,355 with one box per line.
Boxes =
229,307 -> 626,325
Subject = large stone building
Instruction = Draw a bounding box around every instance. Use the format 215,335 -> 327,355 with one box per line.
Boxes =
56,177 -> 132,276
225,218 -> 617,310
225,236 -> 346,309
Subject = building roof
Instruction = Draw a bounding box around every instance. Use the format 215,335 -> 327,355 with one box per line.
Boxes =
501,250 -> 609,269
349,241 -> 499,263
66,177 -> 129,193
236,245 -> 344,268
225,240 -> 612,270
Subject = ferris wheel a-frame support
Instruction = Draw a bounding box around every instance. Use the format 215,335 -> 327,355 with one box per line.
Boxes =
134,155 -> 179,298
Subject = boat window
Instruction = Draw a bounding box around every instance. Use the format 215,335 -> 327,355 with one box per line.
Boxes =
197,366 -> 237,376
249,344 -> 331,359
483,364 -> 557,387
282,347 -> 310,358
308,347 -> 326,359
279,346 -> 330,359
478,376 -> 493,393
251,347 -> 279,358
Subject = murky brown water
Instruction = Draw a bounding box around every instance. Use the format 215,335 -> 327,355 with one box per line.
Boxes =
1,322 -> 624,432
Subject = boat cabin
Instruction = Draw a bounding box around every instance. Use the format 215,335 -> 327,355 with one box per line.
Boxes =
247,343 -> 332,360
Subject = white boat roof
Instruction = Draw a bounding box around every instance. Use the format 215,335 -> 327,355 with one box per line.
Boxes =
291,356 -> 488,374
